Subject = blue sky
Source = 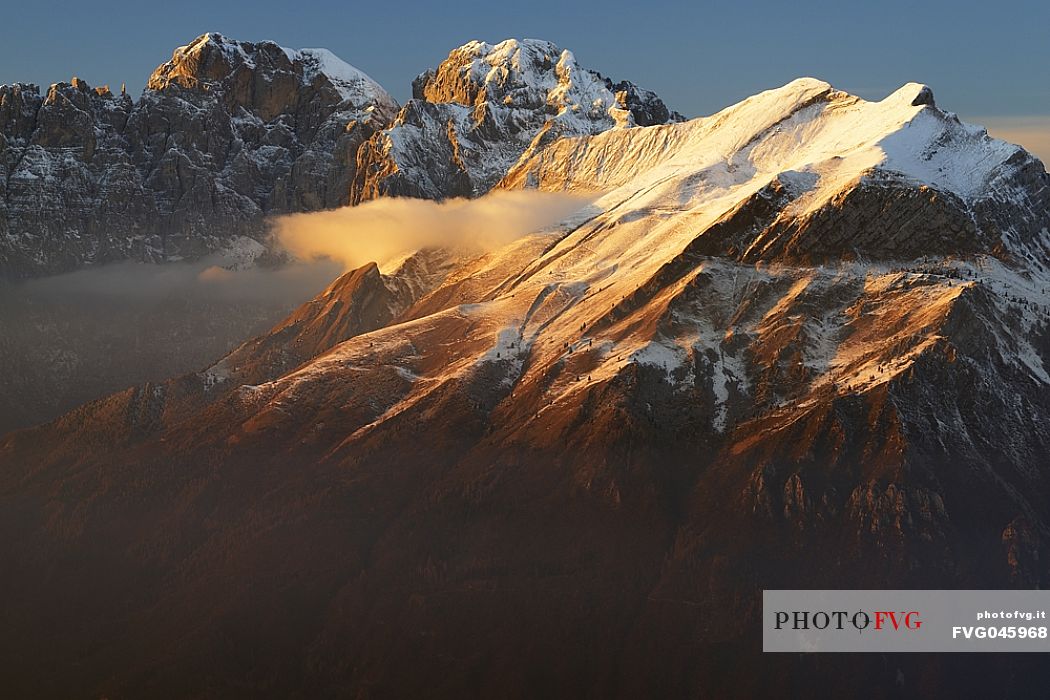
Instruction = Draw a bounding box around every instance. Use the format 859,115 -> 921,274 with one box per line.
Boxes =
3,0 -> 1047,153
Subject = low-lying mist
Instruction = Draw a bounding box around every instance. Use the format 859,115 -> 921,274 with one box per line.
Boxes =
0,256 -> 342,435
274,190 -> 595,271
15,256 -> 343,305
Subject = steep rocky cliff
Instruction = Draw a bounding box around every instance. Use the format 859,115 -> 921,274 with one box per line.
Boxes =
0,33 -> 398,277
351,38 -> 682,203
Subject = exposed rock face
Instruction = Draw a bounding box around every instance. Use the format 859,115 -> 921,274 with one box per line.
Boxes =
351,38 -> 682,203
678,175 -> 986,263
210,247 -> 458,387
0,33 -> 399,278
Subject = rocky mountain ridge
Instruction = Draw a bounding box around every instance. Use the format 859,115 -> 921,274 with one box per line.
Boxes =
0,33 -> 401,277
351,38 -> 683,202
0,34 -> 679,278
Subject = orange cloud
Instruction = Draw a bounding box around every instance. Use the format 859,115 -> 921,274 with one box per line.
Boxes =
273,190 -> 594,271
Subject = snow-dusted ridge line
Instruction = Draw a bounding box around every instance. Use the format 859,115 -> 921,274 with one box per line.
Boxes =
353,37 -> 683,202
160,32 -> 396,110
505,76 -> 1040,208
286,47 -> 391,105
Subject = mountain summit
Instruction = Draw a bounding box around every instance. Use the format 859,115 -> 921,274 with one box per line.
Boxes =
0,33 -> 398,276
503,76 -> 1049,262
352,37 -> 683,202
146,32 -> 396,116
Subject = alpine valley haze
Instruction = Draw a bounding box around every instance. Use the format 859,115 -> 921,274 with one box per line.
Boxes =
2,23 -> 1050,700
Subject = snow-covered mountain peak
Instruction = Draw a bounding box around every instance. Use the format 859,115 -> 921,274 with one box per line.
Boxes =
286,47 -> 393,109
501,77 -> 1048,268
419,38 -> 571,105
457,38 -> 563,77
148,32 -> 264,89
894,81 -> 936,107
147,32 -> 397,115
353,38 -> 682,202
507,76 -> 1037,208
705,78 -> 1032,202
413,37 -> 678,129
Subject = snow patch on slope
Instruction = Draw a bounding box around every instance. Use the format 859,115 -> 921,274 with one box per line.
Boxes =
291,47 -> 392,107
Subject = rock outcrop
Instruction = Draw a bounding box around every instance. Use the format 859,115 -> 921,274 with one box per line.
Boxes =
351,38 -> 682,203
209,247 -> 458,388
0,33 -> 399,277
